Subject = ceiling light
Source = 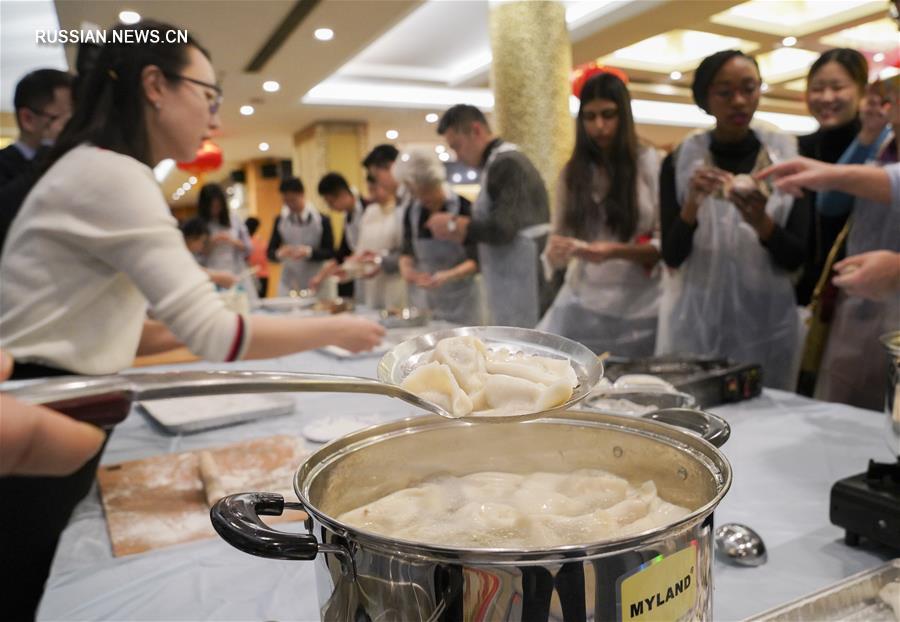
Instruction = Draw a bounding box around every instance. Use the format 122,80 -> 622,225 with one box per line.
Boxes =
400,153 -> 410,162
821,18 -> 900,52
240,105 -> 255,116
258,142 -> 270,152
435,145 -> 446,154
262,81 -> 280,93
874,52 -> 886,62
314,28 -> 334,41
669,71 -> 682,80
782,36 -> 797,47
451,173 -> 462,183
188,176 -> 197,184
602,30 -> 756,74
756,47 -> 819,83
425,113 -> 439,123
118,10 -> 140,24
182,182 -> 191,191
710,0 -> 879,37
439,152 -> 451,162
303,80 -> 494,110
466,170 -> 477,181
385,129 -> 399,140
761,83 -> 770,92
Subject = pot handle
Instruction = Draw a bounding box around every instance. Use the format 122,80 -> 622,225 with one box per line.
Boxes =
210,492 -> 347,562
641,408 -> 731,447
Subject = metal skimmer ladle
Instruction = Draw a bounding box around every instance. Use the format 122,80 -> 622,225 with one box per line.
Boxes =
2,327 -> 605,427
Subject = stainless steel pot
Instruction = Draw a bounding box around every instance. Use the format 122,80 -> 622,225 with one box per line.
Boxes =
211,409 -> 732,621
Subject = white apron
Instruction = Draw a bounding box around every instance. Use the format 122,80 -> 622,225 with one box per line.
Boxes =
205,221 -> 257,303
276,207 -> 325,296
409,195 -> 483,326
817,135 -> 900,409
656,129 -> 800,389
355,202 -> 408,310
473,142 -> 550,328
538,149 -> 661,356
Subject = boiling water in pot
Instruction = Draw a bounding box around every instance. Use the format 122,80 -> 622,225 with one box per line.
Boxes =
338,468 -> 689,549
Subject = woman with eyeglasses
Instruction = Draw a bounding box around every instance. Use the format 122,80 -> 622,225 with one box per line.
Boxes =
656,50 -> 809,390
0,21 -> 383,617
537,69 -> 661,356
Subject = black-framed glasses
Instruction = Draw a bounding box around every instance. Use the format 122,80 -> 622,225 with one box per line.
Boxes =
165,72 -> 223,115
27,107 -> 69,124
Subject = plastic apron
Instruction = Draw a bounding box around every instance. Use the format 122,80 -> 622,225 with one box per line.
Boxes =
409,196 -> 483,326
276,207 -> 325,296
817,137 -> 900,409
656,129 -> 800,389
205,222 -> 257,303
473,142 -> 550,328
355,203 -> 408,310
538,158 -> 660,357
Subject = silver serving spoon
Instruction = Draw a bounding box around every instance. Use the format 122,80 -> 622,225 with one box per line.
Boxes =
715,523 -> 768,567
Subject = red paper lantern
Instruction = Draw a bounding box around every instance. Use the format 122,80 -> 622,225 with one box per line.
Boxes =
571,62 -> 629,99
176,140 -> 223,174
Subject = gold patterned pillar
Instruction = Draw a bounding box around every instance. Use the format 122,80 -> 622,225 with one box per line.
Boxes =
489,0 -> 573,207
293,121 -> 369,247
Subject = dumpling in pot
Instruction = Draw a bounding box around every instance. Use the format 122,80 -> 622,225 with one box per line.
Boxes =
432,336 -> 488,394
401,362 -> 473,417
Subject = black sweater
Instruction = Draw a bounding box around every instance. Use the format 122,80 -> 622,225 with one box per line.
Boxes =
660,131 -> 808,272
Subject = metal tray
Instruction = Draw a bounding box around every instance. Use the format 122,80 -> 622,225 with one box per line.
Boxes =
138,393 -> 295,434
745,559 -> 900,621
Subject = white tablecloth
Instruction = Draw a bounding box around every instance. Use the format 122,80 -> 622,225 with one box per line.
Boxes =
36,349 -> 896,621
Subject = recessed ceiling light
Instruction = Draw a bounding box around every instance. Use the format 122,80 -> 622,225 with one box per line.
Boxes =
258,142 -> 270,152
435,145 -> 446,154
314,28 -> 334,41
119,10 -> 140,24
385,129 -> 399,140
188,176 -> 198,184
782,36 -> 797,47
439,152 -> 451,162
466,170 -> 477,181
262,81 -> 280,93
669,71 -> 682,80
400,153 -> 410,162
451,173 -> 462,183
182,182 -> 191,191
240,105 -> 255,116
425,113 -> 439,123
874,52 -> 886,62
761,82 -> 770,92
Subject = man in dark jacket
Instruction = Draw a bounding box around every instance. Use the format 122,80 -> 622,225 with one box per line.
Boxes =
0,69 -> 73,254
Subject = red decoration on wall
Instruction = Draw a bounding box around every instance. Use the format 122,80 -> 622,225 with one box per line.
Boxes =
176,140 -> 223,174
571,62 -> 630,99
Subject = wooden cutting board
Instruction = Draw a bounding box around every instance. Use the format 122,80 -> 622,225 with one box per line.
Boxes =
97,435 -> 309,557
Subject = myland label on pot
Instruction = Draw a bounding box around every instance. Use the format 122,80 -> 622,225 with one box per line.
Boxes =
617,542 -> 698,622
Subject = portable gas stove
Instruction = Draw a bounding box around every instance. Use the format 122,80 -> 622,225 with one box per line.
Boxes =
830,459 -> 900,551
603,356 -> 763,408
830,331 -> 900,553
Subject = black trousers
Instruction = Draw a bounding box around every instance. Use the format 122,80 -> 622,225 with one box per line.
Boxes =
0,362 -> 109,621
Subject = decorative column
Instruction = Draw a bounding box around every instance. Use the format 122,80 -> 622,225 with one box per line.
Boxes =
293,121 -> 369,246
489,0 -> 574,206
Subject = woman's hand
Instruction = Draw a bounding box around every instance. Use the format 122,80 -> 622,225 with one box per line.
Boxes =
326,316 -> 386,353
419,270 -> 452,290
833,251 -> 900,301
206,269 -> 237,288
277,245 -> 311,261
545,235 -> 580,268
574,241 -> 618,263
682,166 -> 732,225
729,187 -> 774,239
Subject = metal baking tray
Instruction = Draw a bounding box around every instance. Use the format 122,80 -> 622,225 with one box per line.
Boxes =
745,559 -> 900,621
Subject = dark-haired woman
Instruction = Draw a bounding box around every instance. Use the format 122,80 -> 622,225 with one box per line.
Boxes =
197,182 -> 251,272
537,70 -> 660,356
796,49 -> 886,306
657,50 -> 809,390
0,22 -> 383,616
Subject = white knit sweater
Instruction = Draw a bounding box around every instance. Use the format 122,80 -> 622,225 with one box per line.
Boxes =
0,145 -> 247,374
